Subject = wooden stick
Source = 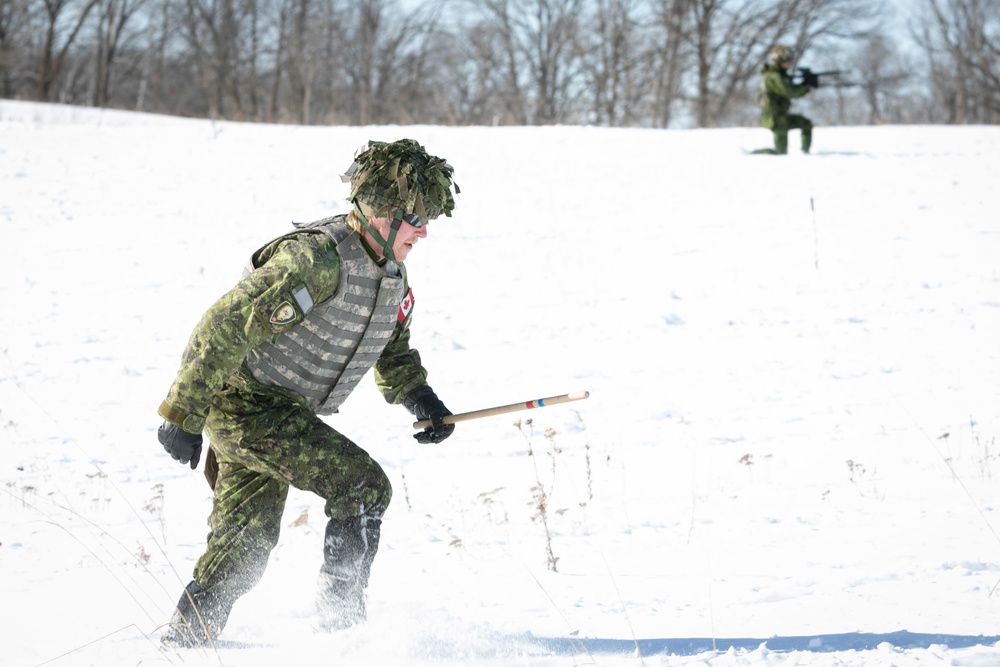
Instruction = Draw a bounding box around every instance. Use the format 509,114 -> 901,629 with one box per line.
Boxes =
412,391 -> 590,429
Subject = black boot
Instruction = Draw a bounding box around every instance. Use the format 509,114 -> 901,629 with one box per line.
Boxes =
317,514 -> 380,630
161,580 -> 235,648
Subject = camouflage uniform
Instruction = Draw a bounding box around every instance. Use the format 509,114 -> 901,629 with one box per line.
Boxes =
158,140 -> 457,646
753,48 -> 814,155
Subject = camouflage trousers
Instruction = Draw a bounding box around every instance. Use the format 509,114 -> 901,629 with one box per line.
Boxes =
767,113 -> 813,154
191,369 -> 392,604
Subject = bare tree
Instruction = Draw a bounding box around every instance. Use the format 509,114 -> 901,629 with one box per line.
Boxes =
458,4 -> 529,124
282,0 -> 317,124
179,0 -> 273,120
36,0 -> 100,100
850,31 -> 910,123
913,0 -> 1000,123
444,11 -> 516,124
331,0 -> 455,125
647,0 -> 691,128
135,0 -> 185,113
93,0 -> 147,107
476,0 -> 584,124
1,0 -> 33,97
580,0 -> 654,126
336,0 -> 405,124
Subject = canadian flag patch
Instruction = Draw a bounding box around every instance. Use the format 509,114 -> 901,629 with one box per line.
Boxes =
398,288 -> 415,322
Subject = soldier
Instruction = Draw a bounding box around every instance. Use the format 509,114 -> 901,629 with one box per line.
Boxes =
156,138 -> 459,646
752,45 -> 815,155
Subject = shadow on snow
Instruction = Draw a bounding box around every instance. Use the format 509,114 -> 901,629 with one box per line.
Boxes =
522,631 -> 1000,656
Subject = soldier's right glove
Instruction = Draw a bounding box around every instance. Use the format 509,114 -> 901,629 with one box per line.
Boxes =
404,386 -> 455,444
158,421 -> 203,469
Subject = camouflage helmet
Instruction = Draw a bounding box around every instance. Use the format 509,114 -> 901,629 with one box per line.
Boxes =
770,44 -> 794,66
342,139 -> 458,225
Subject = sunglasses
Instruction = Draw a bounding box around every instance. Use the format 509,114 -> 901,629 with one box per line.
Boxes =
399,212 -> 424,228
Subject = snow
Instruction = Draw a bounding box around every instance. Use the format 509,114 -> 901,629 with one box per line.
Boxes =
1,99 -> 999,667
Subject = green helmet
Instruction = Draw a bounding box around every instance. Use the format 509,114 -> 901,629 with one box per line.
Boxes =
343,139 -> 458,224
770,44 -> 794,66
341,139 -> 458,262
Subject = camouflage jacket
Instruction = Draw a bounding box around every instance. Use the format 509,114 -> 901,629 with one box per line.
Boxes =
757,64 -> 811,122
158,216 -> 428,434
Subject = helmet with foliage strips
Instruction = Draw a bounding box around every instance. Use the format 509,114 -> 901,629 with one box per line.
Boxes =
343,139 -> 457,224
340,139 -> 458,262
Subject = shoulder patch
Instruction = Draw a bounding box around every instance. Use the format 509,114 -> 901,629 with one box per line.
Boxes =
269,301 -> 298,325
398,288 -> 414,323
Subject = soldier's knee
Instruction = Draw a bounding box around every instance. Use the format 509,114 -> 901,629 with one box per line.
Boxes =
369,465 -> 392,516
346,460 -> 392,518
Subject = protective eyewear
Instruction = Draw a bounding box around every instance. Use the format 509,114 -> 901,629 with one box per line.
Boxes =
400,212 -> 424,228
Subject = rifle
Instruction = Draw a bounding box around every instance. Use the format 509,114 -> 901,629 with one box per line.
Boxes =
794,67 -> 846,89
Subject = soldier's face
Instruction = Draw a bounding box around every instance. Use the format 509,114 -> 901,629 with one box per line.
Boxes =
370,216 -> 428,261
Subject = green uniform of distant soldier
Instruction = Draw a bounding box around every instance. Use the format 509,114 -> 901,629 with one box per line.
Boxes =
753,45 -> 815,155
156,139 -> 459,647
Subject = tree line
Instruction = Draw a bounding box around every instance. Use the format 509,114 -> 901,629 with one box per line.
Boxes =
1,0 -> 998,128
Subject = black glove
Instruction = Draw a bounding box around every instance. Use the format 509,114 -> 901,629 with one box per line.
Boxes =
404,386 -> 455,444
805,71 -> 820,89
158,421 -> 203,469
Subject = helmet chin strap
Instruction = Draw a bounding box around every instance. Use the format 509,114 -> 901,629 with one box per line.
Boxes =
353,202 -> 402,263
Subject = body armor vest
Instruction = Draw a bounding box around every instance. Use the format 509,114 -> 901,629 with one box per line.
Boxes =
244,218 -> 407,415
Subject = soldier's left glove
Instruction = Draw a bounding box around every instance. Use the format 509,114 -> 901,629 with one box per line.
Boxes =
404,386 -> 455,444
158,421 -> 203,469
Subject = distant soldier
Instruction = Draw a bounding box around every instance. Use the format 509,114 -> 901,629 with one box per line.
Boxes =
156,138 -> 459,646
752,45 -> 815,155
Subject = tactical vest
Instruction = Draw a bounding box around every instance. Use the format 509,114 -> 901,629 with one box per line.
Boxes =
244,217 -> 408,415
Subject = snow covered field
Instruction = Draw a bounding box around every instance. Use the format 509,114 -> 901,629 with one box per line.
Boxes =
1,100 -> 999,666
